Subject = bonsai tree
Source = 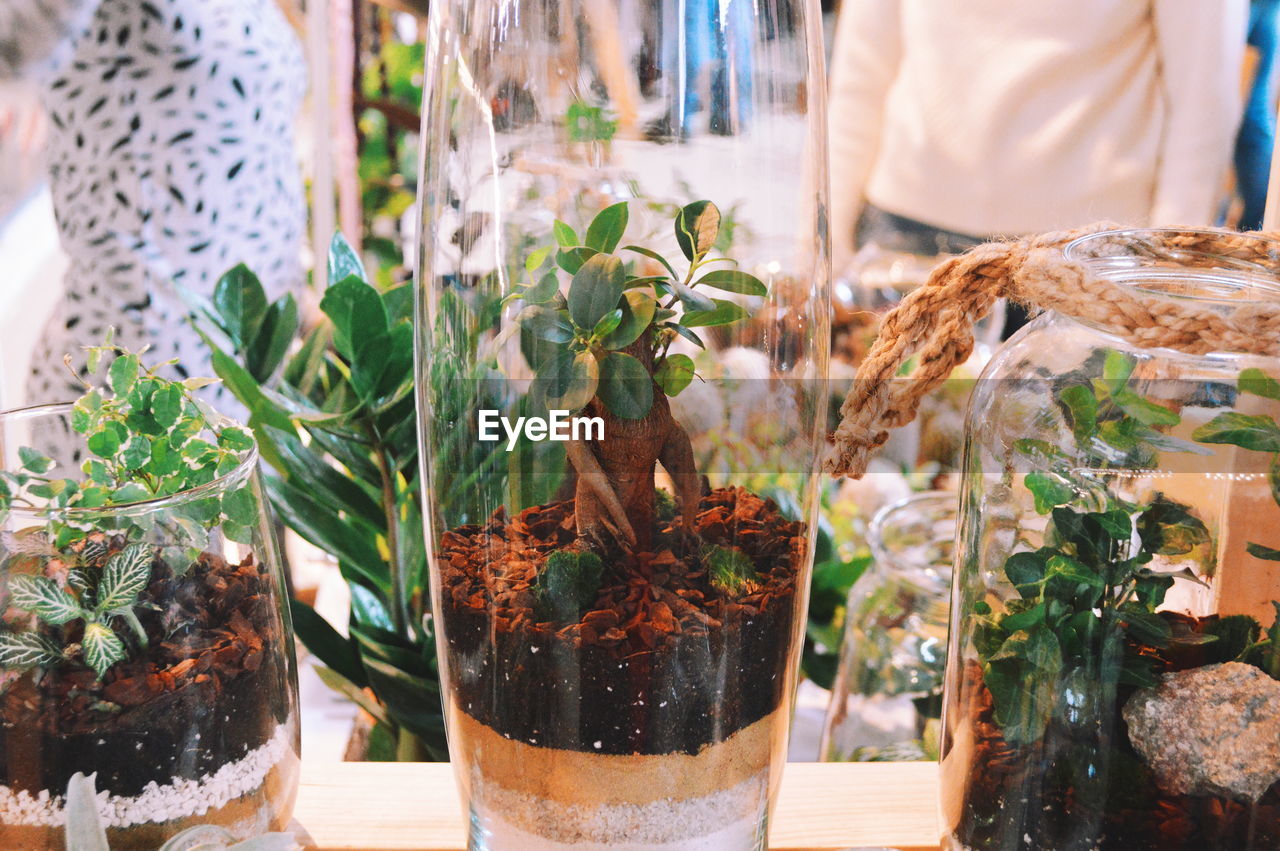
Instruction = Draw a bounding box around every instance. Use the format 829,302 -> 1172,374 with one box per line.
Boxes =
513,200 -> 766,551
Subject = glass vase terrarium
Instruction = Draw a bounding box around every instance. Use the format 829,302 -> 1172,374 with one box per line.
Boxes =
937,230 -> 1280,849
821,491 -> 954,763
0,401 -> 299,849
414,0 -> 829,845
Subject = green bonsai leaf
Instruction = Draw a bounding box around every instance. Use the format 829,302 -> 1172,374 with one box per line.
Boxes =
623,244 -> 679,280
591,308 -> 624,341
519,271 -> 560,305
0,631 -> 65,670
1192,412 -> 1280,452
599,290 -> 656,350
534,549 -> 604,621
670,281 -> 716,313
557,246 -> 598,275
584,201 -> 629,254
567,254 -> 626,330
694,269 -> 767,297
82,622 -> 126,678
596,352 -> 653,419
706,545 -> 759,595
654,353 -> 696,397
674,200 -> 720,262
95,543 -> 153,614
680,299 -> 748,328
538,349 -> 600,413
1025,470 -> 1074,514
667,323 -> 706,349
7,575 -> 83,625
553,220 -> 578,248
1248,542 -> 1280,562
1240,367 -> 1280,401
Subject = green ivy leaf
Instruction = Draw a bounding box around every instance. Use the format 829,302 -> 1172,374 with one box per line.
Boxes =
1025,471 -> 1074,514
695,269 -> 767,296
681,298 -> 748,328
95,543 -> 153,613
674,200 -> 720,261
597,352 -> 653,420
1113,391 -> 1180,427
82,622 -> 126,679
222,487 -> 259,528
1192,412 -> 1280,452
87,421 -> 127,458
654,353 -> 696,396
567,254 -> 626,330
1058,384 -> 1098,443
121,436 -> 152,471
584,202 -> 629,254
1240,367 -> 1280,401
7,575 -> 83,624
0,631 -> 64,670
218,426 -> 255,453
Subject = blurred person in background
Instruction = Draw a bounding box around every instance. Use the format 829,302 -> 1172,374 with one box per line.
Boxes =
1233,0 -> 1280,231
827,0 -> 1248,333
0,0 -> 306,403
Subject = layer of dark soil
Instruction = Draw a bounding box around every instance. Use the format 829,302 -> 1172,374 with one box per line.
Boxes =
949,660 -> 1280,850
0,549 -> 292,798
439,486 -> 806,757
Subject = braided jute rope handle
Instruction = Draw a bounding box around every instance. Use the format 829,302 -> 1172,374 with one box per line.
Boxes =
826,224 -> 1280,478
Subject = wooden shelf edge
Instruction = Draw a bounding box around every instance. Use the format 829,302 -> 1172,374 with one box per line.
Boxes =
292,761 -> 940,850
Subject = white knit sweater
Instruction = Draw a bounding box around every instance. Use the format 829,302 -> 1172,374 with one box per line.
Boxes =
828,0 -> 1248,268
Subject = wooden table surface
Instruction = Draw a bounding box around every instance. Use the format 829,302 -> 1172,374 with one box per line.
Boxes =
292,761 -> 941,850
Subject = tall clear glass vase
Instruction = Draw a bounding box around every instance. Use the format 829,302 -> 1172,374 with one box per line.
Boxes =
414,0 -> 829,846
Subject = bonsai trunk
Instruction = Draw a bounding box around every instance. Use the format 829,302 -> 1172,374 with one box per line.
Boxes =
567,339 -> 700,551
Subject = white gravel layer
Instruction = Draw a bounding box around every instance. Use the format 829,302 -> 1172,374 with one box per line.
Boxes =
0,722 -> 292,828
472,769 -> 769,849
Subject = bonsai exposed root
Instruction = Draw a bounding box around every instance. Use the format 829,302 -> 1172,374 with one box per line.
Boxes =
566,439 -> 636,546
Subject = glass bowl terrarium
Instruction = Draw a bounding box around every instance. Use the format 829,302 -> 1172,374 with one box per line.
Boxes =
939,230 -> 1280,849
0,357 -> 299,849
415,0 -> 830,844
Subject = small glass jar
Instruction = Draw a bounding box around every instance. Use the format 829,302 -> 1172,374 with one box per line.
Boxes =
940,230 -> 1280,850
821,491 -> 953,762
0,405 -> 300,849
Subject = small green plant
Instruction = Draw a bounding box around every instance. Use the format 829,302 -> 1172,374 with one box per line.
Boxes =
64,772 -> 297,851
533,549 -> 604,621
0,343 -> 257,682
705,545 -> 760,595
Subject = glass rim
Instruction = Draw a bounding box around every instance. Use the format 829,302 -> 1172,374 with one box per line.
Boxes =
0,402 -> 258,518
1062,227 -> 1280,306
867,489 -> 958,574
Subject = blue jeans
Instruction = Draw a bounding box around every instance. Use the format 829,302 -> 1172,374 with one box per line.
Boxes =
1235,0 -> 1280,230
660,0 -> 754,135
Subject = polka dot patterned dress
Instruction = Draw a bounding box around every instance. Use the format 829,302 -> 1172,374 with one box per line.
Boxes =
21,0 -> 307,405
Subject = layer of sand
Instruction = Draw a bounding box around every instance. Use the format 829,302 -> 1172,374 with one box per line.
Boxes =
449,700 -> 786,809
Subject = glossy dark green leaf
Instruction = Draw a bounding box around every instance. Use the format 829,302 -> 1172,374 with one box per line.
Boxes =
328,231 -> 367,285
246,295 -> 299,382
597,351 -> 653,420
1025,470 -> 1074,514
521,271 -> 561,305
592,308 -> 623,340
680,298 -> 748,328
520,305 -> 575,344
213,264 -> 269,348
584,202 -> 629,254
538,349 -> 599,413
264,475 -> 389,595
556,246 -> 598,275
600,290 -> 656,350
695,269 -> 767,296
568,254 -> 626,330
320,277 -> 389,362
668,323 -> 706,349
671,282 -> 715,313
1058,384 -> 1098,443
1248,542 -> 1280,561
623,244 -> 679,280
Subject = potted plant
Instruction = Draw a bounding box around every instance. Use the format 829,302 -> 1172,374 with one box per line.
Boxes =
0,344 -> 299,848
193,238 -> 451,761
